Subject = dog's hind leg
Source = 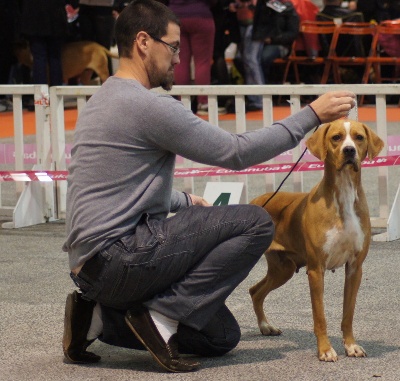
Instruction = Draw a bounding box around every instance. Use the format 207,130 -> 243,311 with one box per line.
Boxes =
249,250 -> 297,336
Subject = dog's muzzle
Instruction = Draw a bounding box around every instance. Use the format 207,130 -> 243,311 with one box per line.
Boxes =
341,146 -> 359,171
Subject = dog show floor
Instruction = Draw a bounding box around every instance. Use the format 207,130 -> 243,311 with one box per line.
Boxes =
0,220 -> 399,381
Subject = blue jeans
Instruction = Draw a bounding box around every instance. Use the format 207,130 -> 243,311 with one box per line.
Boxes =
241,25 -> 264,108
261,45 -> 289,83
71,204 -> 273,332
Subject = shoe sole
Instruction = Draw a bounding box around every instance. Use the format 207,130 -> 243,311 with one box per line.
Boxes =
125,314 -> 197,373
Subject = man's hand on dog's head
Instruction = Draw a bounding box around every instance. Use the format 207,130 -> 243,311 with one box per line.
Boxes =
310,91 -> 356,124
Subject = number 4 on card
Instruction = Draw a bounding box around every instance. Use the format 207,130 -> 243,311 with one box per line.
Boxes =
203,182 -> 244,206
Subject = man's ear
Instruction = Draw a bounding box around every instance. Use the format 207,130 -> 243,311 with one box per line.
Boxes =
135,31 -> 149,55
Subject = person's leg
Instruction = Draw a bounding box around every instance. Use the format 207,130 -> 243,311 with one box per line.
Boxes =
91,9 -> 115,75
173,20 -> 191,86
189,18 -> 215,105
177,304 -> 240,356
92,10 -> 114,49
29,36 -> 48,84
70,204 -> 272,371
77,5 -> 95,42
145,205 -> 272,330
261,44 -> 284,84
72,204 -> 273,329
98,303 -> 240,356
242,25 -> 264,108
243,25 -> 265,85
47,37 -> 64,86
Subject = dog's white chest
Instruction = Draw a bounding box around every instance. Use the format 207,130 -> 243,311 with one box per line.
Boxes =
323,179 -> 365,271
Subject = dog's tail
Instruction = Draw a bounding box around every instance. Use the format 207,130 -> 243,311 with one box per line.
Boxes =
104,48 -> 119,60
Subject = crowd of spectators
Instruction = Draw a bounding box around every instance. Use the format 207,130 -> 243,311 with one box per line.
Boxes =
0,0 -> 399,113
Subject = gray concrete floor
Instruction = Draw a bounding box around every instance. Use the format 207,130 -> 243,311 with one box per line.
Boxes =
0,220 -> 399,381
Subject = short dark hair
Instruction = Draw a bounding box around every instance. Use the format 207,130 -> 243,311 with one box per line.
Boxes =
115,0 -> 180,58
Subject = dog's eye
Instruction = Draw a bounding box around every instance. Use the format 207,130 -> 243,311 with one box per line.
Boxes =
355,134 -> 364,141
332,134 -> 341,142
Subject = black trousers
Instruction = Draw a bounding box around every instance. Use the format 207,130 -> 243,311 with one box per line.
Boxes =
99,303 -> 241,357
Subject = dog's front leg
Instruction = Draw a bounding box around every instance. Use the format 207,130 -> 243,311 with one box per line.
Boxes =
342,261 -> 367,358
307,266 -> 338,362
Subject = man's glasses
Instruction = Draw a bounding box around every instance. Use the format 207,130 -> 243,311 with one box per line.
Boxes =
148,33 -> 180,56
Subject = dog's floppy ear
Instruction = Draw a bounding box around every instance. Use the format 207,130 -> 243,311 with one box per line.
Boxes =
363,124 -> 384,159
306,123 -> 330,161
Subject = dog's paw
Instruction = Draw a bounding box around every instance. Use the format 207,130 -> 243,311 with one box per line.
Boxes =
259,322 -> 282,336
319,348 -> 338,362
345,343 -> 367,358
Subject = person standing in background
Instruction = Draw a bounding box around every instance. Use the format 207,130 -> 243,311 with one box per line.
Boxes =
20,0 -> 70,86
168,0 -> 222,115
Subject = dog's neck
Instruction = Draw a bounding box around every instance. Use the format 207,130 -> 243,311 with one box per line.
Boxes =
320,161 -> 364,214
320,160 -> 367,269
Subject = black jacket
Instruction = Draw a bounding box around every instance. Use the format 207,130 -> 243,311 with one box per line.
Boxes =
20,0 -> 69,38
252,0 -> 299,46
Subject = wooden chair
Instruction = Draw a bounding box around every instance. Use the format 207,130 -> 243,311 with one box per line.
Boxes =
366,19 -> 400,84
282,20 -> 338,84
328,22 -> 377,85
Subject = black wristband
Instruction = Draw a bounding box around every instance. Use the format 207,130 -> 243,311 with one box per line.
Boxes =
182,191 -> 192,206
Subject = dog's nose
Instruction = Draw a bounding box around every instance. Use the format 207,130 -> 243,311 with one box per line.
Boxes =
343,146 -> 356,157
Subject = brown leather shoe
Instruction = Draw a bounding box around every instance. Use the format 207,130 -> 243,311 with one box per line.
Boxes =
63,290 -> 101,364
125,306 -> 200,373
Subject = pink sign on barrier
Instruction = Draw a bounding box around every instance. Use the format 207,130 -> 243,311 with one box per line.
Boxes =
0,144 -> 4,164
1,136 -> 400,165
1,155 -> 400,181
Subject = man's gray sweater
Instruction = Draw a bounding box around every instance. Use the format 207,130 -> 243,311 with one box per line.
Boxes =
63,77 -> 320,269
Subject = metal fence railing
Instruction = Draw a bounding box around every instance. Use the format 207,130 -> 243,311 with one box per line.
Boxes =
1,83 -> 399,239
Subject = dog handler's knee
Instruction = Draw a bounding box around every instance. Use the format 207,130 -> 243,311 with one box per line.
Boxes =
177,305 -> 241,356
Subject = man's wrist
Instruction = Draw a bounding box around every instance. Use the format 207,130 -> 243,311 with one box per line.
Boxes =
182,191 -> 193,206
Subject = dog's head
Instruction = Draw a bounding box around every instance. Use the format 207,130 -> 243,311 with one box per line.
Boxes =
306,119 -> 384,172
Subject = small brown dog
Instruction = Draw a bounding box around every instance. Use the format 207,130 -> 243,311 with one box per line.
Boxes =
14,40 -> 118,84
249,119 -> 384,362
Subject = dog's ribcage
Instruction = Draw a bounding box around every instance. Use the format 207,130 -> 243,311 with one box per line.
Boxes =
323,171 -> 365,271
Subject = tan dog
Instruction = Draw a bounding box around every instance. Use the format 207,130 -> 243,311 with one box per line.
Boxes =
249,119 -> 384,362
14,40 -> 118,84
61,41 -> 118,84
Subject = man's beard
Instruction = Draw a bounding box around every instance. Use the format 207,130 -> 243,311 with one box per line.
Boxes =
148,58 -> 174,91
